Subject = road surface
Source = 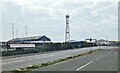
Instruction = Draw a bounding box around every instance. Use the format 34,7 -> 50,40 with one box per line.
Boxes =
32,47 -> 118,71
2,46 -> 113,71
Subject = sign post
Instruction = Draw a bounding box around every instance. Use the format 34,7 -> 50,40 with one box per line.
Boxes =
90,38 -> 92,51
85,38 -> 97,52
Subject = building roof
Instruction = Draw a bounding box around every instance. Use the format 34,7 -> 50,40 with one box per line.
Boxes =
8,35 -> 51,43
97,39 -> 107,42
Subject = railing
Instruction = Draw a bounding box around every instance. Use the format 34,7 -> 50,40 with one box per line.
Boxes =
2,49 -> 39,56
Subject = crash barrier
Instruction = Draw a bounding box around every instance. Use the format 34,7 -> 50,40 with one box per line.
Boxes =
2,50 -> 39,56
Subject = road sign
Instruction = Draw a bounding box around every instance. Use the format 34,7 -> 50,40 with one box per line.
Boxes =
10,44 -> 35,48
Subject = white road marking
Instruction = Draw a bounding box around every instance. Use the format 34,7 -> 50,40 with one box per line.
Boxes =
1,46 -> 101,62
1,47 -> 99,66
1,62 -> 12,65
95,51 -> 111,61
1,59 -> 25,65
76,50 -> 112,71
76,61 -> 93,71
26,54 -> 47,58
35,55 -> 54,59
115,52 -> 117,54
13,60 -> 25,63
2,57 -> 25,61
96,57 -> 100,60
2,54 -> 49,62
1,55 -> 55,65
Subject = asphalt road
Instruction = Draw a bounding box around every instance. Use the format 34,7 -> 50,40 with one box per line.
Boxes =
1,46 -> 114,71
33,47 -> 118,71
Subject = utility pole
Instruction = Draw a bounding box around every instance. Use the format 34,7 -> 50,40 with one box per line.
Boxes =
106,36 -> 109,46
65,14 -> 70,42
16,26 -> 18,38
12,22 -> 14,39
25,25 -> 27,37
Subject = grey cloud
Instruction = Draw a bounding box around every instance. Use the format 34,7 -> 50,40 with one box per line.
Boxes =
2,1 -> 118,41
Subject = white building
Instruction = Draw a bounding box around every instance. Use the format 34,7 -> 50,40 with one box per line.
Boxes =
96,39 -> 109,45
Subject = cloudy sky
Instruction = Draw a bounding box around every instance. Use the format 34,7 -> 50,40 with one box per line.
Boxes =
1,0 -> 119,42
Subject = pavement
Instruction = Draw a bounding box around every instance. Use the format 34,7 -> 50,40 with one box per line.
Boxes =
1,46 -> 115,71
32,46 -> 118,71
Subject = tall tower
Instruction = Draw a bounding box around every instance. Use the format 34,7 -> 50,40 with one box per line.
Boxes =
65,14 -> 70,42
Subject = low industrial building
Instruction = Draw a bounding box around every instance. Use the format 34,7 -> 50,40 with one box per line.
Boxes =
7,35 -> 51,49
8,35 -> 51,44
2,35 -> 51,56
96,39 -> 109,46
69,40 -> 84,48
